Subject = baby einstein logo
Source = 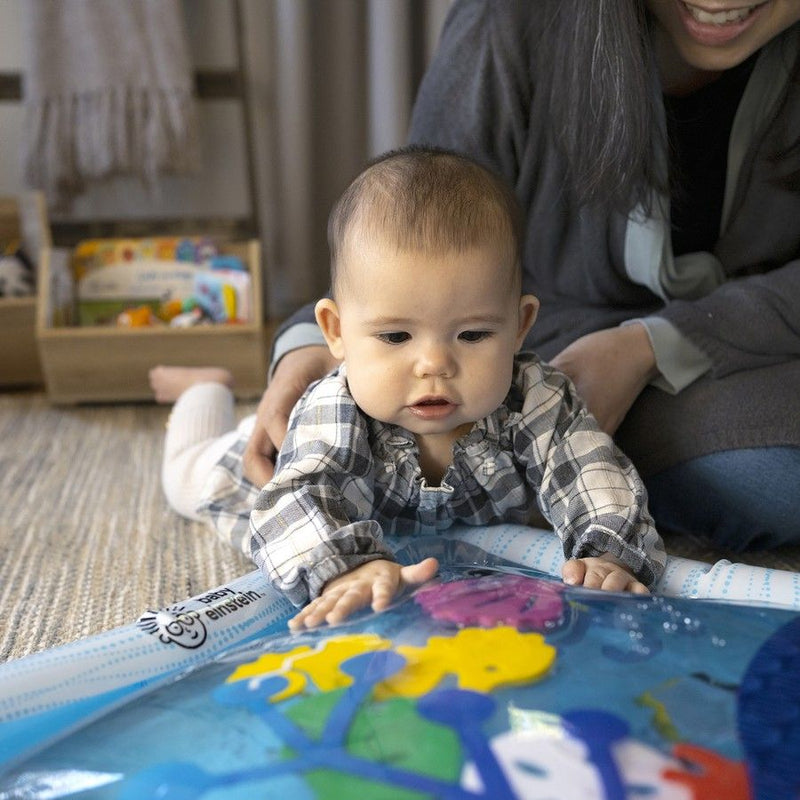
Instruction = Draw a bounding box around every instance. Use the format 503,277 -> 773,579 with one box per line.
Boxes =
137,587 -> 264,649
137,605 -> 208,649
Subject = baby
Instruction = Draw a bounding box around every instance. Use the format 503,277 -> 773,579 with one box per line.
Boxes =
249,146 -> 665,629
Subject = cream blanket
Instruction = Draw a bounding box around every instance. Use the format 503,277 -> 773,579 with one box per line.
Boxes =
21,0 -> 201,206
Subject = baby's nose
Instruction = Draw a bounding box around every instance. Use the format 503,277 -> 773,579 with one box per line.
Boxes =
415,343 -> 455,377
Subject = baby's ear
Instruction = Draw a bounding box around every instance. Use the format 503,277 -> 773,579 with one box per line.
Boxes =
516,294 -> 539,349
315,298 -> 345,359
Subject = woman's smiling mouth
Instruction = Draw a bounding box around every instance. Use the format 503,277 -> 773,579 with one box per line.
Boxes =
675,0 -> 770,45
681,1 -> 766,25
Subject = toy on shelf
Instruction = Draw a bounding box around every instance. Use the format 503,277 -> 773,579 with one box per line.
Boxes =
169,306 -> 207,328
116,305 -> 159,327
115,298 -> 216,329
157,298 -> 186,323
0,242 -> 35,298
73,237 -> 252,327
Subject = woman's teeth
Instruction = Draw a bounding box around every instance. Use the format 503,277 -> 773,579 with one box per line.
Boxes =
683,2 -> 759,25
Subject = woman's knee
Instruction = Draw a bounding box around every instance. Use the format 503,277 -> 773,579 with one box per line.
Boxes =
644,447 -> 800,551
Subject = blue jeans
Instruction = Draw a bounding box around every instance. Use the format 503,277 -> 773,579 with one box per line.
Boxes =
644,447 -> 800,551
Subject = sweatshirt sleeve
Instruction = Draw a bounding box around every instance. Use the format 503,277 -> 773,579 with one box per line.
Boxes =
657,259 -> 800,379
268,301 -> 325,377
249,372 -> 394,606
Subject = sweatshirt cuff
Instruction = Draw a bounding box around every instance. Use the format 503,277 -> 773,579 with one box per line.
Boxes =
269,323 -> 328,380
622,317 -> 711,394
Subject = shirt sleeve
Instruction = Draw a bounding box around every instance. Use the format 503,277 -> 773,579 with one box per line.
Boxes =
622,316 -> 712,394
514,359 -> 666,588
249,373 -> 394,606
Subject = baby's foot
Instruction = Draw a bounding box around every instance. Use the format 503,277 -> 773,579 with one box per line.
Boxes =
149,366 -> 234,403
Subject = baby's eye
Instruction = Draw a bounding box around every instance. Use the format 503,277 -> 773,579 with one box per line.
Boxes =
458,330 -> 492,343
377,331 -> 411,345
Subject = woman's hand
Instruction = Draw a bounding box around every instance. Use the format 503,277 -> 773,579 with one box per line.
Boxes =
550,323 -> 658,434
243,345 -> 340,486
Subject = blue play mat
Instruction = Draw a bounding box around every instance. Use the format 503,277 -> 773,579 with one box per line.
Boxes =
1,531 -> 798,799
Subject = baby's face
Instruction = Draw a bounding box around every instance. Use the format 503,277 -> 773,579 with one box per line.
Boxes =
322,239 -> 537,437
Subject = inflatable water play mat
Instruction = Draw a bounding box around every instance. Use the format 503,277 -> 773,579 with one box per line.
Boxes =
0,534 -> 798,799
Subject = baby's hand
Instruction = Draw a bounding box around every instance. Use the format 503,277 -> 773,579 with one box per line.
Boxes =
289,557 -> 439,631
562,555 -> 649,595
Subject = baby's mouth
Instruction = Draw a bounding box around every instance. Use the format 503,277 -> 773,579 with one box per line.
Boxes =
681,1 -> 766,25
409,397 -> 457,419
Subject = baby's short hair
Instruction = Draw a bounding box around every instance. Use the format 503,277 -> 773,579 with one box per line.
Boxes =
327,145 -> 522,296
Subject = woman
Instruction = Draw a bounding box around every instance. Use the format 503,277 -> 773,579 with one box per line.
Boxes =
246,0 -> 800,550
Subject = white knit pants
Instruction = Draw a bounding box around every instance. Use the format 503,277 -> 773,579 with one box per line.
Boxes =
161,382 -> 253,521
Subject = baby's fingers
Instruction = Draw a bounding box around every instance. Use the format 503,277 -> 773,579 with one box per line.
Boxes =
399,557 -> 439,589
617,575 -> 650,595
594,563 -> 650,595
289,594 -> 335,630
561,558 -> 588,587
289,586 -> 366,630
367,573 -> 398,613
600,569 -> 648,594
289,576 -> 396,631
562,558 -> 650,596
324,583 -> 378,624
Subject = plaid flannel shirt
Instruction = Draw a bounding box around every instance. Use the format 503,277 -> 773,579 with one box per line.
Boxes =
249,352 -> 665,606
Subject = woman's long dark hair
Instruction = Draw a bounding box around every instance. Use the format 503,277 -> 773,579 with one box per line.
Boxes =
533,0 -> 664,209
532,0 -> 800,207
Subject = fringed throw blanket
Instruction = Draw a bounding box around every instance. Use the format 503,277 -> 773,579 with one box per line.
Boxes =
21,0 -> 201,207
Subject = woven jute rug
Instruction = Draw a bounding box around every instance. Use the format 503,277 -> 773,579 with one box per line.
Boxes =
1,390 -> 799,664
0,391 -> 253,663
